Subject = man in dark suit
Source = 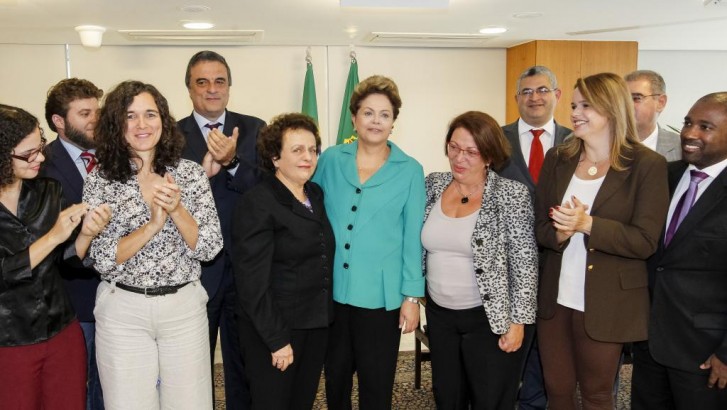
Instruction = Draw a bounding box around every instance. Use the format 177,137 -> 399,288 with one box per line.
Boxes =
625,70 -> 682,161
632,92 -> 727,409
177,50 -> 265,410
499,66 -> 571,410
41,78 -> 105,410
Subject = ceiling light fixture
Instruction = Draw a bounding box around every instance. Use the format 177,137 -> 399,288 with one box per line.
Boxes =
479,26 -> 507,35
512,12 -> 543,19
75,25 -> 106,47
183,22 -> 215,29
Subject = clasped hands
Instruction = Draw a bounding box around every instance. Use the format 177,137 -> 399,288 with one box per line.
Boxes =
202,126 -> 239,177
549,195 -> 593,242
148,173 -> 182,232
52,202 -> 112,244
271,344 -> 294,372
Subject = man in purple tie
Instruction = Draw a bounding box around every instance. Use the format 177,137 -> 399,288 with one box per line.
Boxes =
41,77 -> 105,410
632,92 -> 727,409
177,50 -> 266,410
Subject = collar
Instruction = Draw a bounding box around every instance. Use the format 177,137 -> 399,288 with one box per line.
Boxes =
339,140 -> 409,163
192,110 -> 226,130
518,118 -> 556,138
687,157 -> 727,180
58,136 -> 95,160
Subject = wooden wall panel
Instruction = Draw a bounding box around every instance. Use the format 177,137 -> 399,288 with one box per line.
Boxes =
505,41 -> 537,123
580,41 -> 638,78
535,40 -> 583,126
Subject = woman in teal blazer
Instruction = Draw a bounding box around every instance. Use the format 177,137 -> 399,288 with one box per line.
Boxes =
313,75 -> 425,409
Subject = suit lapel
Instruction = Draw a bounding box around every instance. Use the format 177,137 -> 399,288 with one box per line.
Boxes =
47,140 -> 84,201
180,115 -> 208,163
665,166 -> 727,249
504,123 -> 530,183
592,165 -> 631,214
554,154 -> 578,204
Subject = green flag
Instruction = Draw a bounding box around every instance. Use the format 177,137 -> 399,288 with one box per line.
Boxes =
301,59 -> 318,123
336,58 -> 359,145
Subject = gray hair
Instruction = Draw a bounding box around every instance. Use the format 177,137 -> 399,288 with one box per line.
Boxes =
624,70 -> 666,95
516,66 -> 558,93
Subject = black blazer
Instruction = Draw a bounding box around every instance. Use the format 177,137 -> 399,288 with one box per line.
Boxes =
647,160 -> 727,372
39,139 -> 100,322
231,175 -> 335,352
177,110 -> 266,297
499,120 -> 572,196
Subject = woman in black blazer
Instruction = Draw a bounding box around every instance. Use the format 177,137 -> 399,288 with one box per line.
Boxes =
231,113 -> 335,409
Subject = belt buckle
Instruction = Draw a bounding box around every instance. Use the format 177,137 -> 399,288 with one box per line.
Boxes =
144,287 -> 152,298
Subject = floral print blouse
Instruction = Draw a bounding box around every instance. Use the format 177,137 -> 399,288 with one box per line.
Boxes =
83,159 -> 223,287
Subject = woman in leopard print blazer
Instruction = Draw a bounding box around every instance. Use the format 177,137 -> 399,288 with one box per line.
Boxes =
422,111 -> 538,409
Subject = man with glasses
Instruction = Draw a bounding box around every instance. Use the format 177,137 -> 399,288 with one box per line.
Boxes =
499,65 -> 572,410
41,77 -> 105,410
625,70 -> 681,161
177,50 -> 265,410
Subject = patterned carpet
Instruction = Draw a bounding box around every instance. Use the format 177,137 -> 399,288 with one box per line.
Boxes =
214,351 -> 633,409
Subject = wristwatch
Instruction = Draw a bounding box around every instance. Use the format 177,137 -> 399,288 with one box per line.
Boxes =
404,296 -> 420,305
222,155 -> 240,170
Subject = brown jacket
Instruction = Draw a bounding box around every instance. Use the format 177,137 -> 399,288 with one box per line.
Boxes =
535,144 -> 668,342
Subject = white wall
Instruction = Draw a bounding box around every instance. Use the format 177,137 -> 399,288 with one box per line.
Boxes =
0,44 -> 504,175
638,50 -> 727,132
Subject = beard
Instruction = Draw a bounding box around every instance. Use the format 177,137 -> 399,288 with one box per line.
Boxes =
64,122 -> 96,150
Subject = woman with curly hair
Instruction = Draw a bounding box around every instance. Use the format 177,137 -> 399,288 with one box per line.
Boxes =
0,104 -> 110,409
82,81 -> 223,409
231,113 -> 335,408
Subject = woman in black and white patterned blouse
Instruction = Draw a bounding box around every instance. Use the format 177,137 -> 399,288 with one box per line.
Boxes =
83,81 -> 223,410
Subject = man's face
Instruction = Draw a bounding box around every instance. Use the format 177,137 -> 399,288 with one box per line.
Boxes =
627,78 -> 666,139
681,100 -> 727,169
58,97 -> 98,149
188,60 -> 230,120
515,74 -> 561,128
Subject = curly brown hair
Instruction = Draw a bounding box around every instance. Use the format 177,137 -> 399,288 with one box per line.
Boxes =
349,75 -> 402,120
45,78 -> 103,132
95,81 -> 184,182
445,111 -> 511,171
0,104 -> 40,188
258,113 -> 320,173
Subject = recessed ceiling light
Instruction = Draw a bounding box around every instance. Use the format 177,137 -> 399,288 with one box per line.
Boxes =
479,26 -> 507,35
183,22 -> 215,30
512,12 -> 543,19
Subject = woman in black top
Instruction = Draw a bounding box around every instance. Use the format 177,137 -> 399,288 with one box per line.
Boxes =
0,104 -> 110,409
231,113 -> 335,409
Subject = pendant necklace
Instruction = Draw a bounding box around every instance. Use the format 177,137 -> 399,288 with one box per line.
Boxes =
454,181 -> 482,204
587,161 -> 598,176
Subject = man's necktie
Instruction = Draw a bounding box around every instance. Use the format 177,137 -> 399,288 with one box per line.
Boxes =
205,122 -> 222,130
664,170 -> 709,246
80,151 -> 97,174
528,129 -> 545,184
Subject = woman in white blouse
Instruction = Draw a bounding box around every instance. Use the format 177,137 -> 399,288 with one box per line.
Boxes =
422,111 -> 538,409
83,81 -> 223,410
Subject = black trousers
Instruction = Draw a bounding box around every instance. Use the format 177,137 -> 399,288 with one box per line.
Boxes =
324,302 -> 402,410
238,315 -> 328,410
207,269 -> 250,410
426,296 -> 526,410
631,341 -> 727,410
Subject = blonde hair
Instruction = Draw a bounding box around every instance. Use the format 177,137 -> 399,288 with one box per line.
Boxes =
559,72 -> 640,171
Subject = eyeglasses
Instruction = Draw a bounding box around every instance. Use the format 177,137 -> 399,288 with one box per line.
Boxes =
518,87 -> 556,97
631,93 -> 662,103
11,133 -> 47,163
447,142 -> 480,160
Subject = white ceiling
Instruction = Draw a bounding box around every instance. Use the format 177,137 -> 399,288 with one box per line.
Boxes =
1,0 -> 727,50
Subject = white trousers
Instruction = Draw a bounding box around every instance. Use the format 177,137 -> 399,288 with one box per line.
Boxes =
94,280 -> 212,410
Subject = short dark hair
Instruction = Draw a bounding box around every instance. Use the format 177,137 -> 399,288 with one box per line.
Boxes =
349,75 -> 402,120
45,78 -> 103,132
624,70 -> 667,95
445,111 -> 511,170
185,50 -> 232,88
95,81 -> 184,182
0,104 -> 40,187
257,113 -> 321,173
